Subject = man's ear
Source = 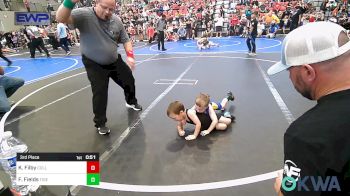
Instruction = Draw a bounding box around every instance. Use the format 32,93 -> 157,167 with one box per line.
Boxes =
301,64 -> 316,83
0,66 -> 4,75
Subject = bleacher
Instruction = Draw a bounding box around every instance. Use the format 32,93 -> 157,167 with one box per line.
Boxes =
28,0 -> 60,12
7,0 -> 27,12
0,0 -> 9,10
0,0 -> 60,12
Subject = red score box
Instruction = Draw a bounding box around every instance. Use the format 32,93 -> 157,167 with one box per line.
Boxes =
87,161 -> 100,173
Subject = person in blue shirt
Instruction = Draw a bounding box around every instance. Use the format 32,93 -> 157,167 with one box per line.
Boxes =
266,20 -> 278,38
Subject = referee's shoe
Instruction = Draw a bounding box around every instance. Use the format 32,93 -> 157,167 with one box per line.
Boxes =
97,126 -> 111,135
125,103 -> 143,111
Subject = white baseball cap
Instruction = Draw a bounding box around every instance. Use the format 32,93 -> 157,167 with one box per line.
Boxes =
267,22 -> 350,75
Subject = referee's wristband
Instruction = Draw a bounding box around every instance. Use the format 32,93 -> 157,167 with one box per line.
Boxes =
63,0 -> 75,9
126,51 -> 134,59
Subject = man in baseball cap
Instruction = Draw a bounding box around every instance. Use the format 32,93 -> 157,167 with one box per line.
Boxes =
271,22 -> 350,195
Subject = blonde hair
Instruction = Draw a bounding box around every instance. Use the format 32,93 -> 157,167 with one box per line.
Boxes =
195,93 -> 210,107
167,101 -> 185,116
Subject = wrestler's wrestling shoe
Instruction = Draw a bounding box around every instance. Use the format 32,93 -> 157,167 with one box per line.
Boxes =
227,91 -> 235,101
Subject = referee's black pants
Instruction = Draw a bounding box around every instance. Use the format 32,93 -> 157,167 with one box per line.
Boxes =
29,37 -> 49,58
157,31 -> 165,50
82,54 -> 138,128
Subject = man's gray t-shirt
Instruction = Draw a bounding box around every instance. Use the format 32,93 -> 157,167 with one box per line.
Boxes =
156,19 -> 166,32
71,7 -> 129,65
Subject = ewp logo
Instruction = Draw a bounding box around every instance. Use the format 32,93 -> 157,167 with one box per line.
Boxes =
15,12 -> 50,26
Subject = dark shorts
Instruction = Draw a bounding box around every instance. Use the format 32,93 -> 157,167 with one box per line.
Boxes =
216,26 -> 223,32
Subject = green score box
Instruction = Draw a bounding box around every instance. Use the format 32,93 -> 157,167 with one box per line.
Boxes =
87,174 -> 100,185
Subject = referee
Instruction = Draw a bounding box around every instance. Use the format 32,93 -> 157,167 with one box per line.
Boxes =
246,14 -> 258,56
156,14 -> 167,51
56,0 -> 142,135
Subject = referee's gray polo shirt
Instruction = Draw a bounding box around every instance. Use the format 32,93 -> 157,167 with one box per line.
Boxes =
71,7 -> 129,65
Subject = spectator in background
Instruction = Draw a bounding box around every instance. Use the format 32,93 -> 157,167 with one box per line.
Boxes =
300,14 -> 309,26
281,15 -> 289,34
128,25 -> 136,44
252,0 -> 258,7
24,0 -> 30,12
185,19 -> 192,39
206,20 -> 214,37
260,4 -> 267,13
264,11 -> 280,26
137,24 -> 144,41
56,22 -> 71,55
45,25 -> 59,50
219,6 -> 225,17
52,0 -> 348,46
257,20 -> 265,37
240,14 -> 248,37
215,15 -> 224,37
4,33 -> 14,49
11,32 -> 19,52
230,14 -> 239,36
167,32 -> 178,42
327,0 -> 337,11
0,33 -> 12,66
18,31 -> 27,49
309,13 -> 316,22
177,24 -> 187,40
290,4 -> 308,31
266,20 -> 278,38
165,24 -> 174,41
47,2 -> 54,12
147,22 -> 155,43
163,2 -> 170,11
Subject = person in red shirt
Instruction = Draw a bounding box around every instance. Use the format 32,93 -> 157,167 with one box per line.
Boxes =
309,14 -> 316,22
167,32 -> 175,42
196,12 -> 202,19
172,3 -> 179,10
147,22 -> 155,44
230,14 -> 239,36
129,25 -> 136,44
